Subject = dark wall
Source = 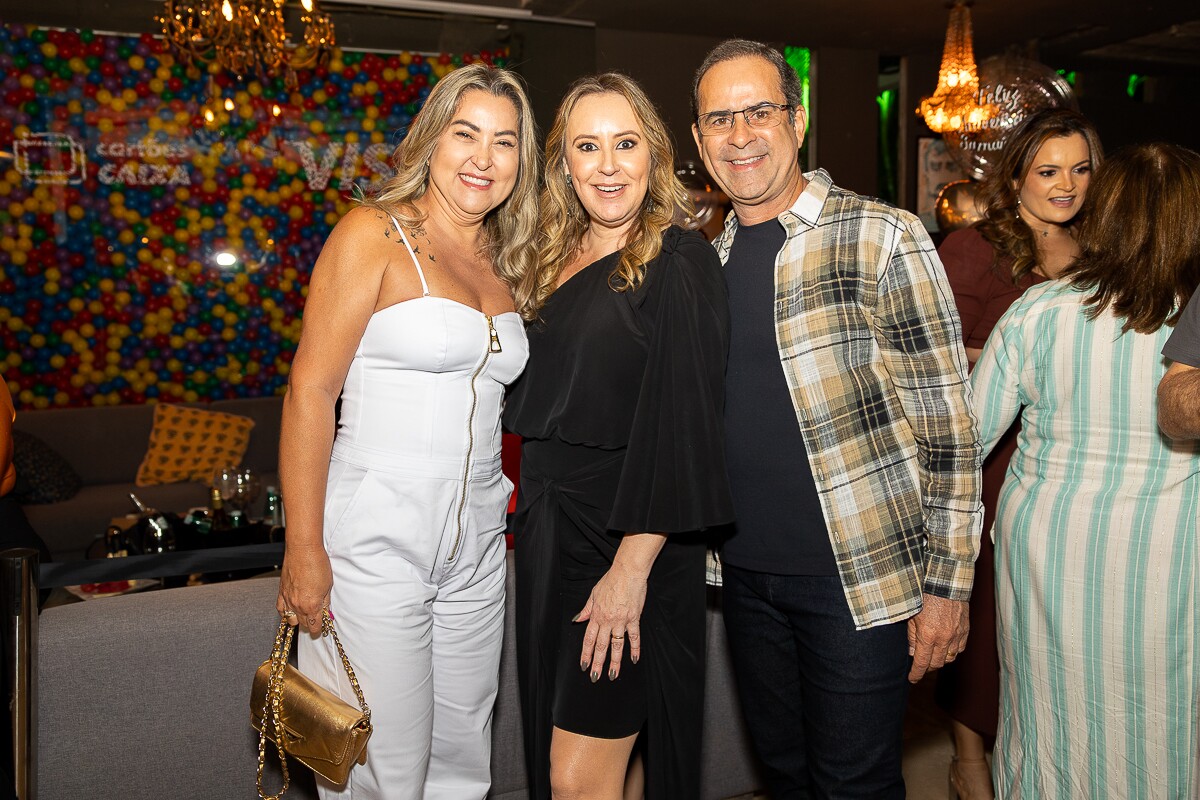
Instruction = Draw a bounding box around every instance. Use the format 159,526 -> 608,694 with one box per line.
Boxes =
595,28 -> 723,163
1074,69 -> 1200,154
509,20 -> 596,140
812,47 -> 879,196
900,52 -> 940,213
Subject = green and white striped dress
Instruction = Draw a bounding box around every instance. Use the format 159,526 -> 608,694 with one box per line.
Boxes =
972,281 -> 1200,799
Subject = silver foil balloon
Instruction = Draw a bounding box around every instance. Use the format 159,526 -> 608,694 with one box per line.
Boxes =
935,180 -> 984,233
943,55 -> 1077,180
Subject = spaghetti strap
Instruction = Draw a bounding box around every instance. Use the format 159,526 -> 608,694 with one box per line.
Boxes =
389,216 -> 430,297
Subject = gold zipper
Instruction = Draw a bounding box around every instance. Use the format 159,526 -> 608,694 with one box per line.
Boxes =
448,316 -> 495,564
486,314 -> 502,353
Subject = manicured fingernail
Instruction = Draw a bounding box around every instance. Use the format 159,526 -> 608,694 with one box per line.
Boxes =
580,660 -> 588,672
590,671 -> 599,683
631,654 -> 638,665
608,667 -> 617,681
571,613 -> 579,623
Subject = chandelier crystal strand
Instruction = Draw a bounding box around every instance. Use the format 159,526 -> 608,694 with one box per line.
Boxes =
159,0 -> 335,82
919,2 -> 989,134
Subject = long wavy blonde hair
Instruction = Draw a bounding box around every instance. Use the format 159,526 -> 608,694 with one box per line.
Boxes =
363,64 -> 541,314
518,73 -> 691,315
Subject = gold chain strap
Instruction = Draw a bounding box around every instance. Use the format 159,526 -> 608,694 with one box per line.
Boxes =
324,612 -> 371,716
255,611 -> 371,800
256,618 -> 294,800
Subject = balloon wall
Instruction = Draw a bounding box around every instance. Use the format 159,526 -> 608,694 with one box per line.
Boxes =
0,23 -> 508,409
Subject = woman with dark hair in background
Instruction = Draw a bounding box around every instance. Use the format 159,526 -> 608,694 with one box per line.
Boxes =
972,142 -> 1200,798
935,109 -> 1102,800
505,73 -> 732,800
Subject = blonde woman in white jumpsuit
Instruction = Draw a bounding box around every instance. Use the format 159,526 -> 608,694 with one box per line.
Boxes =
276,64 -> 540,799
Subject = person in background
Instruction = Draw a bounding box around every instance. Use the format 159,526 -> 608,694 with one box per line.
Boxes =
275,64 -> 539,799
0,380 -> 51,564
691,39 -> 982,798
935,108 -> 1102,800
971,142 -> 1200,798
504,72 -> 732,800
1159,285 -> 1200,439
1,379 -> 51,800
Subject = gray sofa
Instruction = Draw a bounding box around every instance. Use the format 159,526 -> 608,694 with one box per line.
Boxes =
37,553 -> 763,799
12,396 -> 284,562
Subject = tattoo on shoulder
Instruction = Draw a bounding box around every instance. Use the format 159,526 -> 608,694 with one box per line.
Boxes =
368,211 -> 393,240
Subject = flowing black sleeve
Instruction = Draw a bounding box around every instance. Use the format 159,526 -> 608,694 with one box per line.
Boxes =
607,228 -> 735,534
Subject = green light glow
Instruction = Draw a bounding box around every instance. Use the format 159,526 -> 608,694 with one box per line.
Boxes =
877,88 -> 897,204
1127,74 -> 1145,98
876,89 -> 895,117
783,46 -> 811,117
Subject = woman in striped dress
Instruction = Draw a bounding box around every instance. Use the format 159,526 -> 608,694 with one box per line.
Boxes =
936,109 -> 1102,800
971,141 -> 1200,799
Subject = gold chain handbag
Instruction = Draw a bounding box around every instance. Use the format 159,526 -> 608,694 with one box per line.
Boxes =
251,611 -> 372,798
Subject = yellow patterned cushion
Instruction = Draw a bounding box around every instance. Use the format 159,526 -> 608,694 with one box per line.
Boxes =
135,404 -> 255,487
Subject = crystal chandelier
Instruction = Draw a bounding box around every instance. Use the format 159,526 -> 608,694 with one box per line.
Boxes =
919,2 -> 990,133
159,0 -> 336,81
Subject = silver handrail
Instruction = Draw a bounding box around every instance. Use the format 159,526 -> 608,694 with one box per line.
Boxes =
1,548 -> 38,800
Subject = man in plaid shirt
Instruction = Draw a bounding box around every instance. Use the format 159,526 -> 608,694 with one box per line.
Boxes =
692,40 -> 983,797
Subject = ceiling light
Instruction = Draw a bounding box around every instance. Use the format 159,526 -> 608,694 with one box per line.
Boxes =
919,2 -> 993,133
159,0 -> 336,83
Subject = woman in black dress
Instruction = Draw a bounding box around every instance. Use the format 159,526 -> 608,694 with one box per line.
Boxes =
505,73 -> 733,800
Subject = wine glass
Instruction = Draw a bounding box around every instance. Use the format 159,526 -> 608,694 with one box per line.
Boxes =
230,468 -> 263,518
211,465 -> 240,506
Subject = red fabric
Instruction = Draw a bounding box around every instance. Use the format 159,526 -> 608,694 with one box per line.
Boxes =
502,433 -> 521,513
1,381 -> 15,498
939,227 -> 1041,351
502,433 -> 521,549
933,226 -> 1048,736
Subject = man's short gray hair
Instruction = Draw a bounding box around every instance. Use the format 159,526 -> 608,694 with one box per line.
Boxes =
691,39 -> 803,120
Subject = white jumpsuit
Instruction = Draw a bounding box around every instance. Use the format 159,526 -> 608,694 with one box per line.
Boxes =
298,220 -> 529,799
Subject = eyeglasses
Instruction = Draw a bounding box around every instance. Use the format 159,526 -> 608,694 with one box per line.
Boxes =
696,102 -> 793,136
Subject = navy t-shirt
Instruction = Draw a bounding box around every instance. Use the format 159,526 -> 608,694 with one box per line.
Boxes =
721,218 -> 838,576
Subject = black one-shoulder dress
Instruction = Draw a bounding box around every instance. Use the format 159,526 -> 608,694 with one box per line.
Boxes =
504,226 -> 734,799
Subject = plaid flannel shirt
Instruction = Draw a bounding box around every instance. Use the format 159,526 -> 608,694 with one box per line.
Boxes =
714,170 -> 983,629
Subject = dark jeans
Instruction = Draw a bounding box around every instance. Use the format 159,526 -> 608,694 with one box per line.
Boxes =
721,563 -> 910,799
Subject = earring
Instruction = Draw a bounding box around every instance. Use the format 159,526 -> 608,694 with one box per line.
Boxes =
564,171 -> 572,181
